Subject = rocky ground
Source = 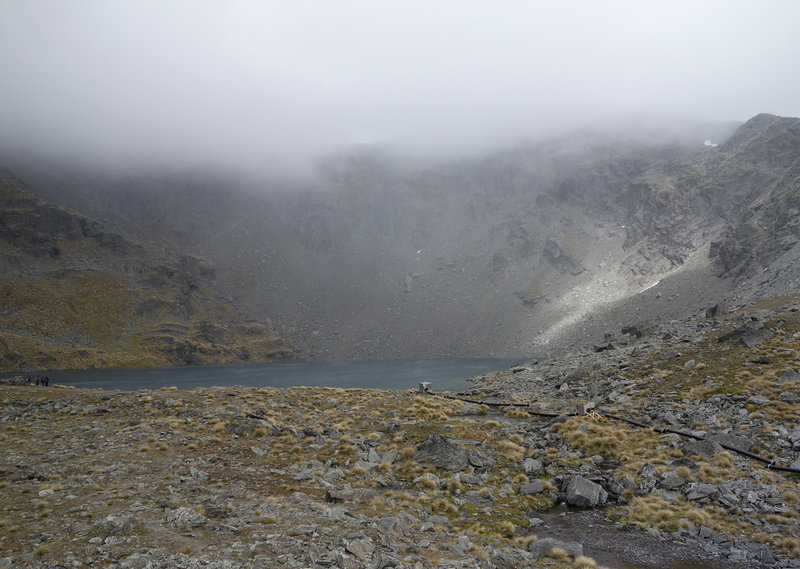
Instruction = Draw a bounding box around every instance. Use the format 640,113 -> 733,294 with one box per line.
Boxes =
1,296 -> 799,569
466,294 -> 800,567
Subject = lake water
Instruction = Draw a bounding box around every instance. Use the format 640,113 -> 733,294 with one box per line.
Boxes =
3,358 -> 522,392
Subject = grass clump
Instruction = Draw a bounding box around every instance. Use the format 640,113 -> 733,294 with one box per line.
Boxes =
546,546 -> 570,561
574,556 -> 598,568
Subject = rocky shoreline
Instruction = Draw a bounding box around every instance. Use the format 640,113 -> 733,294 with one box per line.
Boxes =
1,297 -> 799,569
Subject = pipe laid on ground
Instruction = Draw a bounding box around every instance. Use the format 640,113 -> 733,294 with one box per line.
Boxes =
429,392 -> 800,475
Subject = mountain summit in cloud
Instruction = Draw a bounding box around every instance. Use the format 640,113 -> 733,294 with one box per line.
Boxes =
3,113 -> 799,365
1,2 -> 799,176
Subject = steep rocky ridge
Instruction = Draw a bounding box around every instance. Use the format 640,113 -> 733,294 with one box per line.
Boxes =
0,169 -> 295,370
4,114 -> 799,360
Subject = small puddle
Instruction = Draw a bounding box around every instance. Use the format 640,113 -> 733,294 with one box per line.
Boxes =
529,504 -> 744,569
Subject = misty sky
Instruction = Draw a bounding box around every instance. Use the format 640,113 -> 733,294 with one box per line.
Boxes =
2,1 -> 799,174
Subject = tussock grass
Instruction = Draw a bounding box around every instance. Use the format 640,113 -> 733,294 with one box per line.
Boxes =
514,534 -> 537,547
574,555 -> 598,568
498,520 -> 515,537
552,417 -> 661,463
546,547 -> 570,561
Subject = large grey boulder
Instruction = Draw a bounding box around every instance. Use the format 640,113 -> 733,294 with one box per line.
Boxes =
95,514 -> 134,537
685,482 -> 720,503
529,537 -> 583,559
717,323 -> 773,348
706,302 -> 729,318
708,432 -> 755,452
520,480 -> 544,495
682,439 -> 722,460
377,516 -> 405,536
658,472 -> 686,491
166,507 -> 207,529
413,434 -> 468,472
522,458 -> 544,475
12,465 -> 48,482
326,488 -> 380,503
345,537 -> 374,560
468,448 -> 495,471
490,548 -> 537,568
565,475 -> 606,507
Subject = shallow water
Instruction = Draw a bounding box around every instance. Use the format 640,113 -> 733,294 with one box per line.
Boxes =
2,358 -> 521,391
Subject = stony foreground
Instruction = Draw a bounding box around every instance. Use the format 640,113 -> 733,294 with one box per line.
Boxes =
1,383 -> 589,569
1,298 -> 799,569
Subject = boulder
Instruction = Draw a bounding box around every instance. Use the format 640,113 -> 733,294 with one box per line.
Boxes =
529,537 -> 583,559
425,514 -> 452,530
717,324 -> 773,348
519,480 -> 544,495
706,302 -> 729,318
522,458 -> 544,475
468,448 -> 495,471
11,465 -> 48,482
708,433 -> 755,452
95,514 -> 134,537
565,475 -> 606,508
682,439 -> 722,460
200,495 -> 232,519
166,507 -> 207,529
345,537 -> 374,559
323,468 -> 345,483
685,482 -> 720,503
622,321 -> 656,338
490,548 -> 537,569
748,394 -> 770,405
413,434 -> 468,472
658,472 -> 686,491
326,488 -> 379,504
377,516 -> 404,536
660,349 -> 681,361
413,472 -> 440,489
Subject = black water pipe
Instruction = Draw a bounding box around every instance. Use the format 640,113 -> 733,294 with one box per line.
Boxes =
430,392 -> 800,475
438,393 -> 561,416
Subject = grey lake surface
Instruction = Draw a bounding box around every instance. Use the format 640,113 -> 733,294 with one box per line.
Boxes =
4,358 -> 522,392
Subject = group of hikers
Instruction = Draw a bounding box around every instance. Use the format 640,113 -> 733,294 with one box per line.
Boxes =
26,375 -> 50,386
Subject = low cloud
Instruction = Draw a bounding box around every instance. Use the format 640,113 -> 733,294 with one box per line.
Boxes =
1,1 -> 799,176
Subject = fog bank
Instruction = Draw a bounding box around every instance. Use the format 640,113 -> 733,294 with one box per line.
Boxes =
2,1 -> 799,176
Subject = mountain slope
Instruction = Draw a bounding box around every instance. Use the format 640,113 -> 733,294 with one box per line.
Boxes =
0,169 -> 295,370
4,114 -> 799,361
